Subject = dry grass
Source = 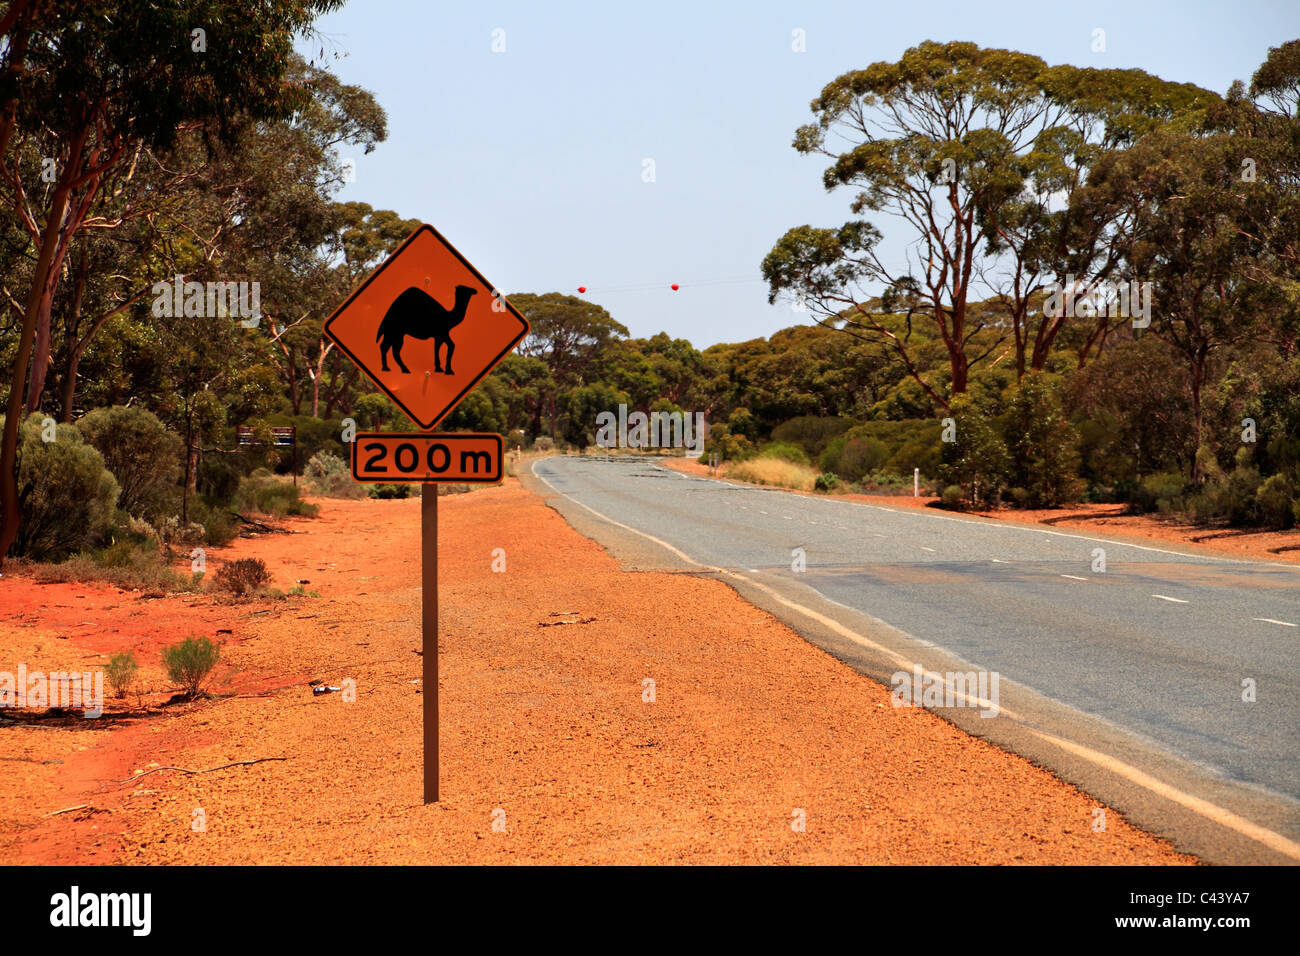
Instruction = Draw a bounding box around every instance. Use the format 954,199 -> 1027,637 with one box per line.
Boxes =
728,457 -> 818,491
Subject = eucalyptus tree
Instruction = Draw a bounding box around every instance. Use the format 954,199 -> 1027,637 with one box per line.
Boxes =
0,0 -> 342,568
763,40 -> 1218,408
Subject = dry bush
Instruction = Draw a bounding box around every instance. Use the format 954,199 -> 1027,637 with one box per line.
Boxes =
728,458 -> 817,491
214,557 -> 271,596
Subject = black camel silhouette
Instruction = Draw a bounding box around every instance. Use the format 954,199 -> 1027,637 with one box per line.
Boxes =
376,284 -> 477,374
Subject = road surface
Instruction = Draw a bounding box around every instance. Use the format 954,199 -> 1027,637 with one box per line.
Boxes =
525,454 -> 1300,865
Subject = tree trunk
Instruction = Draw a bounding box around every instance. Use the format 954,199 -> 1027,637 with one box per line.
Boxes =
0,166 -> 76,568
950,349 -> 969,394
58,353 -> 79,424
1188,357 -> 1205,482
23,291 -> 53,414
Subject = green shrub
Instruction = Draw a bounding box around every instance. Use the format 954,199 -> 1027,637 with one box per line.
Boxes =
189,499 -> 239,547
29,540 -> 200,594
1187,454 -> 1261,525
1128,472 -> 1186,514
9,415 -> 119,560
818,420 -> 943,482
305,450 -> 348,481
105,651 -> 139,699
771,416 -> 853,460
701,424 -> 754,463
833,435 -> 890,482
234,473 -> 319,518
757,441 -> 810,465
941,485 -> 965,509
533,435 -> 556,452
196,451 -> 241,503
859,470 -> 911,494
161,636 -> 219,697
937,398 -> 1010,508
1256,474 -> 1297,529
305,451 -> 368,499
76,406 -> 183,520
814,472 -> 840,492
214,557 -> 270,596
370,483 -> 412,499
1002,373 -> 1083,507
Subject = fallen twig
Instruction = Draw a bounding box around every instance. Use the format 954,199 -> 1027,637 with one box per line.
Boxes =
230,512 -> 282,534
46,804 -> 92,817
118,756 -> 289,784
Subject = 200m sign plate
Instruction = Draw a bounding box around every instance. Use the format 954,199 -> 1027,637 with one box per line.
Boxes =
352,432 -> 503,483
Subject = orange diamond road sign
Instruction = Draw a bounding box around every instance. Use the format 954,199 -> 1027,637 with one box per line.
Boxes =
323,224 -> 529,429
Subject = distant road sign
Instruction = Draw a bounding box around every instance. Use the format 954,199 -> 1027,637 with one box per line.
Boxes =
323,225 -> 529,429
236,426 -> 296,447
351,432 -> 503,484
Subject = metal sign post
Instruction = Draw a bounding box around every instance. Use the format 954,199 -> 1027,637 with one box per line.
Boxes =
322,223 -> 529,804
422,490 -> 438,802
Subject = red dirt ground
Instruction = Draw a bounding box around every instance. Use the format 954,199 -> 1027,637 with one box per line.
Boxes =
1,475 -> 1195,865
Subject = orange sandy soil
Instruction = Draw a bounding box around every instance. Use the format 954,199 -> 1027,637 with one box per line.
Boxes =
658,455 -> 1299,564
0,478 -> 1194,865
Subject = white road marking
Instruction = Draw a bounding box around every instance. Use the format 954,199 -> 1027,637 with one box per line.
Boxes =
919,546 -> 936,552
1152,594 -> 1190,604
759,510 -> 768,515
991,559 -> 1008,563
1253,618 -> 1297,628
532,458 -> 1300,861
1060,574 -> 1088,581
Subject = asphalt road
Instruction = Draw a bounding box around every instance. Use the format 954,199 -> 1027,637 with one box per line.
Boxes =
526,454 -> 1300,865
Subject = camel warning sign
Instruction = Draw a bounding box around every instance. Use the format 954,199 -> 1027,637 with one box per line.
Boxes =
323,224 -> 529,429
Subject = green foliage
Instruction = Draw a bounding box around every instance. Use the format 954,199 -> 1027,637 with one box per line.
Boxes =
941,485 -> 965,509
701,424 -> 754,462
442,380 -> 509,435
161,636 -> 220,698
304,450 -> 367,499
105,651 -> 139,699
354,393 -> 403,430
188,499 -> 238,547
1002,374 -> 1083,507
10,416 -> 119,560
818,420 -> 942,482
757,441 -> 810,465
234,473 -> 319,518
938,399 -> 1010,508
1255,473 -> 1298,529
1127,472 -> 1188,515
76,406 -> 183,520
561,382 -> 630,447
215,557 -> 271,597
835,436 -> 889,482
814,472 -> 840,492
267,416 -> 349,478
771,416 -> 854,460
369,483 -> 411,499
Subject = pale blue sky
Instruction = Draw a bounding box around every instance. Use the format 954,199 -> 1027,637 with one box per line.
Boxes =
300,0 -> 1300,348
